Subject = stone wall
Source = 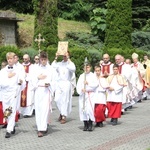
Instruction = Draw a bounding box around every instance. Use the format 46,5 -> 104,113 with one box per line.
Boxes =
0,11 -> 18,46
0,20 -> 16,45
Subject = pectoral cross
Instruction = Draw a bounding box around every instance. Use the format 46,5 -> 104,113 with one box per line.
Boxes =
35,33 -> 45,54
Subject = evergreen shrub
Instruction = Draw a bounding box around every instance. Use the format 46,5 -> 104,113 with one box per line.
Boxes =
0,46 -> 22,64
105,47 -> 145,62
132,31 -> 150,48
33,0 -> 58,48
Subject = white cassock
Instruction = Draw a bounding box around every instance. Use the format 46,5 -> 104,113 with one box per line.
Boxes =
0,65 -> 25,132
76,72 -> 98,122
94,77 -> 109,105
51,60 -> 76,117
15,62 -> 26,112
20,63 -> 35,116
107,75 -> 126,103
94,77 -> 109,116
31,64 -> 54,131
30,63 -> 40,109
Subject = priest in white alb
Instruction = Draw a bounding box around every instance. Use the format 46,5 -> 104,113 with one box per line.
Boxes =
51,51 -> 76,124
130,53 -> 146,102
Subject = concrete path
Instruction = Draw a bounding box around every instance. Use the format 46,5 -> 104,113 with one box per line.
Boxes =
0,97 -> 150,150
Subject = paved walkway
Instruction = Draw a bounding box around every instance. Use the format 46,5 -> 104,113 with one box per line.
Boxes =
0,97 -> 150,150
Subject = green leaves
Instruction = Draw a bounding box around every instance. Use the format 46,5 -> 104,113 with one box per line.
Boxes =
90,8 -> 107,41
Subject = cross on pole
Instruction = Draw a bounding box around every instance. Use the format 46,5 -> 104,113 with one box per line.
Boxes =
34,33 -> 45,55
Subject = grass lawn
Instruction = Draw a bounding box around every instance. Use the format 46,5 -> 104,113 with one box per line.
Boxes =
16,13 -> 91,48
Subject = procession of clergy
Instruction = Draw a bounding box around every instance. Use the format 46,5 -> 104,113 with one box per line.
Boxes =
0,50 -> 150,138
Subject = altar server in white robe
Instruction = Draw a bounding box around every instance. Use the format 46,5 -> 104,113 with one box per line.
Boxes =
51,51 -> 76,124
107,64 -> 127,125
14,54 -> 26,117
32,51 -> 54,137
77,63 -> 98,131
94,65 -> 109,128
0,52 -> 25,138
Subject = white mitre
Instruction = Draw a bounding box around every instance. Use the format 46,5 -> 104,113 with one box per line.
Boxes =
132,53 -> 138,59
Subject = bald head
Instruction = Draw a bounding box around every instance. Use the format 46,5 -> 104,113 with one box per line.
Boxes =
115,54 -> 122,64
103,53 -> 110,64
23,54 -> 30,64
125,59 -> 131,65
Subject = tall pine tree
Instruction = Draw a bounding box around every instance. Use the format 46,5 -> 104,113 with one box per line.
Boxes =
33,0 -> 58,49
104,0 -> 132,49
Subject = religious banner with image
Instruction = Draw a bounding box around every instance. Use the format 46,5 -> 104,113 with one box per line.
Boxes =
57,41 -> 68,55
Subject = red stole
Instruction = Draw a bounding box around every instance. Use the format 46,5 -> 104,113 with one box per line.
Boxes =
101,62 -> 111,74
21,63 -> 31,107
118,62 -> 124,74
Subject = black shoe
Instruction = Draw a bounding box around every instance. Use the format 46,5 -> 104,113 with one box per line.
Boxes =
143,96 -> 147,100
83,121 -> 88,131
128,106 -> 132,109
110,118 -> 114,123
24,115 -> 30,118
11,127 -> 15,134
32,109 -> 35,115
95,122 -> 100,127
99,122 -> 103,128
124,108 -> 127,111
2,124 -> 7,128
88,120 -> 93,131
5,132 -> 11,138
121,112 -> 124,115
112,118 -> 118,126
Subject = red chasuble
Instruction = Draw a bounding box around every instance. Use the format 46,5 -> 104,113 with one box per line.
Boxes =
21,63 -> 31,107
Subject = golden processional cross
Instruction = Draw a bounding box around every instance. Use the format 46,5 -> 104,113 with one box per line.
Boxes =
34,33 -> 45,55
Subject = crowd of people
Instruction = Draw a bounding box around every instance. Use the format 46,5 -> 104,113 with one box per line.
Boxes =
0,51 -> 149,138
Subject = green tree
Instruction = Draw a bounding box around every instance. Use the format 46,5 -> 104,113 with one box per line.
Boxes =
104,0 -> 132,50
58,0 -> 93,21
0,0 -> 33,14
33,0 -> 58,50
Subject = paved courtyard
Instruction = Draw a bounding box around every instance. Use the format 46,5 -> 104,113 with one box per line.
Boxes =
0,97 -> 150,150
